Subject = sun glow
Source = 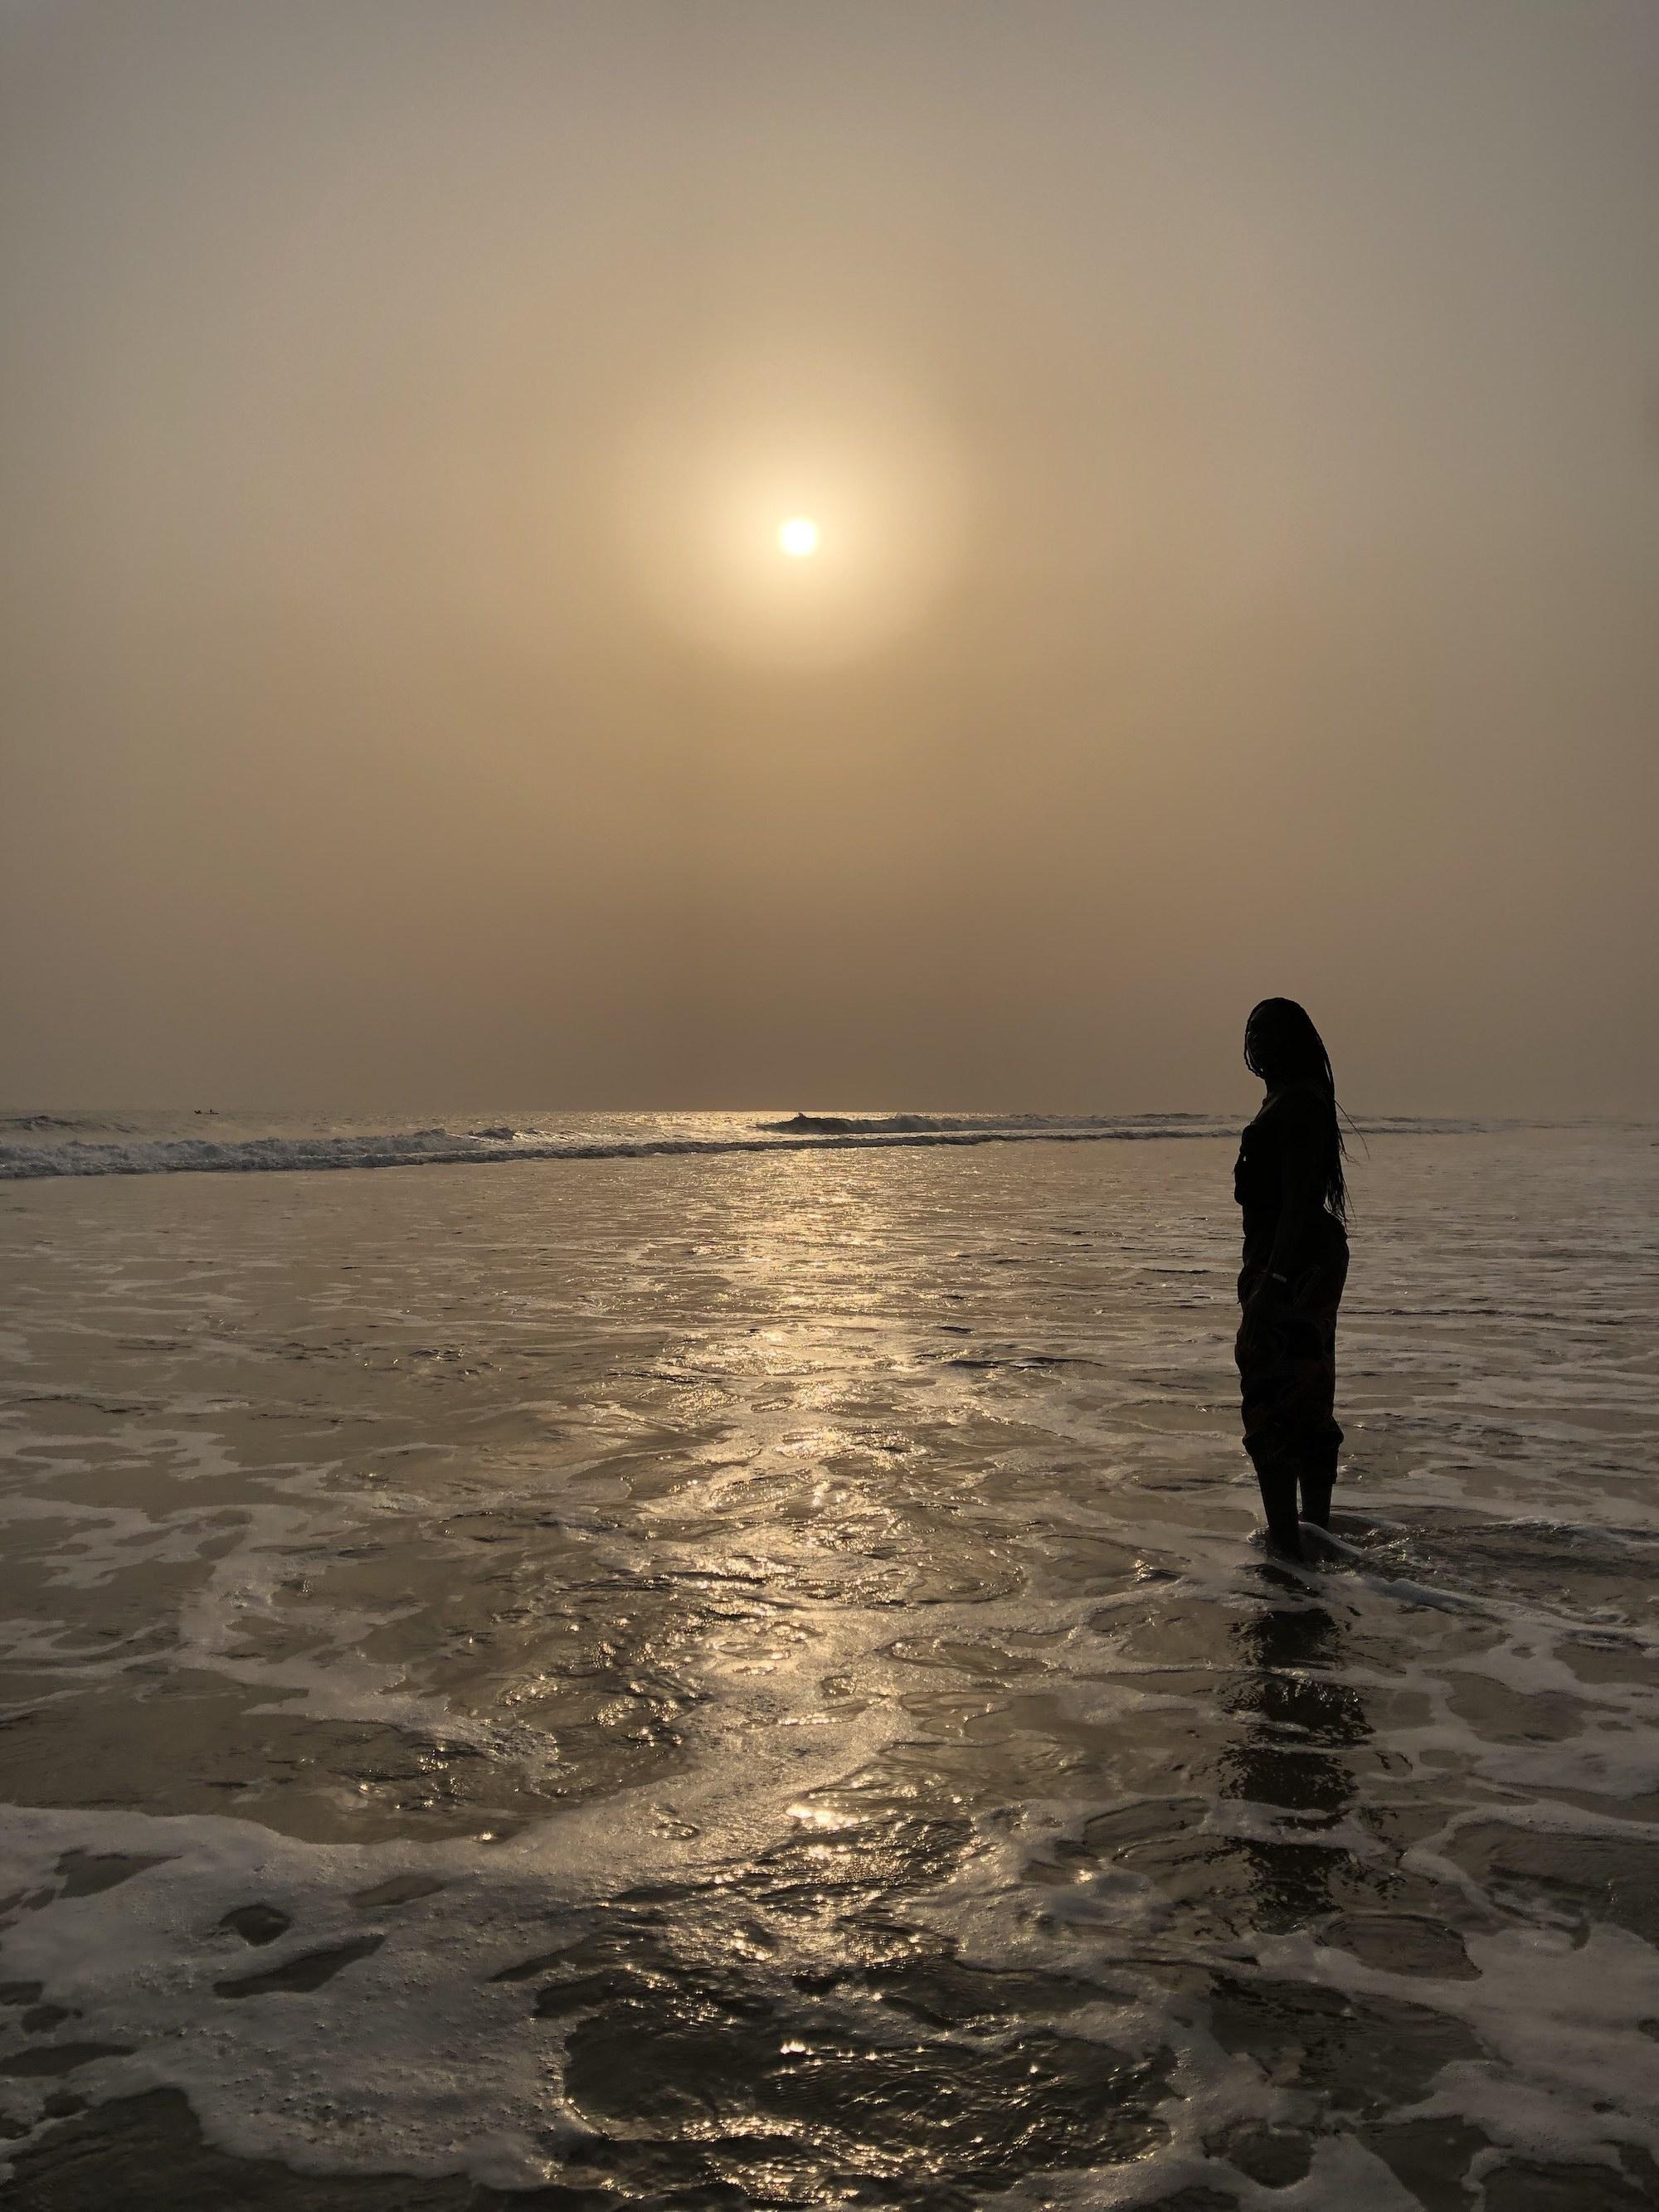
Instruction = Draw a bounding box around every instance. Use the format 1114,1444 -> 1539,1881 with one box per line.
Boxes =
617,348 -> 965,664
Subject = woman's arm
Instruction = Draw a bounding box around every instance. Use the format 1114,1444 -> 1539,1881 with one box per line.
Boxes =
1262,1092 -> 1326,1286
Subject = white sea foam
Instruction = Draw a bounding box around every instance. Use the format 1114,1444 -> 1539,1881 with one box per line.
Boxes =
0,1106 -> 1505,1181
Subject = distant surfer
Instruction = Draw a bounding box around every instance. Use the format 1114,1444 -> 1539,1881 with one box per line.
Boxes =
1233,999 -> 1350,1559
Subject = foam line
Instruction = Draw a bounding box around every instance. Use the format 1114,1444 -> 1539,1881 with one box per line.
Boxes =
0,1121 -> 1231,1182
1299,1522 -> 1474,1610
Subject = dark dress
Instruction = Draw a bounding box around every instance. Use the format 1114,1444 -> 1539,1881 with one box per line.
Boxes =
1233,1088 -> 1348,1545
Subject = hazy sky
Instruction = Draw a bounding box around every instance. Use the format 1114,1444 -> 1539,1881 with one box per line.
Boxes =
2,0 -> 1655,1114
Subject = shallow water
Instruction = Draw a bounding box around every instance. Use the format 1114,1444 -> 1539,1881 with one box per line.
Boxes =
0,1125 -> 1656,2208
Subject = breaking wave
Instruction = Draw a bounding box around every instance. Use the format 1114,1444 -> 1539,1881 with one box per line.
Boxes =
0,1115 -> 1238,1183
0,1106 -> 1521,1184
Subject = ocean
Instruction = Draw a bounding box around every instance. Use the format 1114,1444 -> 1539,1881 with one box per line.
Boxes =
0,1113 -> 1655,2208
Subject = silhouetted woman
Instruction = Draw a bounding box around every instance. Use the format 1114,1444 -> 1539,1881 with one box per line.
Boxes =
1233,999 -> 1350,1559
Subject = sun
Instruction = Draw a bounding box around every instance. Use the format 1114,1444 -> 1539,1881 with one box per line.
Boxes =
777,516 -> 820,558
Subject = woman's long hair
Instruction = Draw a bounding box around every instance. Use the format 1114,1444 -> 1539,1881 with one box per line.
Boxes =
1243,997 -> 1349,1226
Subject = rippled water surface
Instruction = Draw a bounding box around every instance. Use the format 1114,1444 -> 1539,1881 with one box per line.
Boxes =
1,1126 -> 1656,2208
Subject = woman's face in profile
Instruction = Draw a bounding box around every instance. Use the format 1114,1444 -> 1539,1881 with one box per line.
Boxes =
1245,1020 -> 1283,1083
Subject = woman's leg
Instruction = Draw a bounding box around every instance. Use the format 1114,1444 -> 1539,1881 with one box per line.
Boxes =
1298,1457 -> 1335,1531
1237,1300 -> 1306,1558
1253,1453 -> 1306,1556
